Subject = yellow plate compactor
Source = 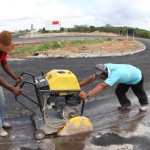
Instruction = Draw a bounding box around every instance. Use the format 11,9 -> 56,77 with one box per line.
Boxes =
15,70 -> 93,140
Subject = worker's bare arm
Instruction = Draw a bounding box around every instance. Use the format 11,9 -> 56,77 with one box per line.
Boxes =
79,82 -> 109,99
79,74 -> 96,86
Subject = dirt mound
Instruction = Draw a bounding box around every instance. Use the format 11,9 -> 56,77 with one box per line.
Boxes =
10,39 -> 144,59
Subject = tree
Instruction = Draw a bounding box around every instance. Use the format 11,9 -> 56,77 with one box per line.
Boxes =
89,26 -> 96,32
60,27 -> 65,32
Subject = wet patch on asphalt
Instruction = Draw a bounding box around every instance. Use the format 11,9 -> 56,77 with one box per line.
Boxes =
91,133 -> 150,150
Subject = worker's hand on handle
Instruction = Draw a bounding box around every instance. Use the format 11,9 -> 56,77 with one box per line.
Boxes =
79,91 -> 88,99
15,76 -> 23,83
11,87 -> 23,96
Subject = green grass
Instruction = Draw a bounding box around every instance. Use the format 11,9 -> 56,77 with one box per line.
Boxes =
14,38 -> 112,54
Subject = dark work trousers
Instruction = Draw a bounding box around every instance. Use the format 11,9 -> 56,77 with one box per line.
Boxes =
115,75 -> 148,107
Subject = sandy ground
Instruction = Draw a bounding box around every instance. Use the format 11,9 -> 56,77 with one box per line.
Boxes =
10,39 -> 145,59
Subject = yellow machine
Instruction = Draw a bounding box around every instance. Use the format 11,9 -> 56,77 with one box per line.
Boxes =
45,69 -> 81,92
15,70 -> 93,140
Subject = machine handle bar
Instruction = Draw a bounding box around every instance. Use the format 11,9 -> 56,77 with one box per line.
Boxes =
15,81 -> 42,116
15,72 -> 36,87
15,81 -> 37,101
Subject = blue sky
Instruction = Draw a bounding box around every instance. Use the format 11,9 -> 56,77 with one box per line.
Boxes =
0,0 -> 150,31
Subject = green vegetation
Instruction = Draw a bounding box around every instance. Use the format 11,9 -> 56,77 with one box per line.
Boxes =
14,38 -> 112,54
64,37 -> 111,45
37,24 -> 150,39
13,24 -> 150,39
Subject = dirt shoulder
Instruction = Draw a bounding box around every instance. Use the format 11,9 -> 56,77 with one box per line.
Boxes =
10,39 -> 145,59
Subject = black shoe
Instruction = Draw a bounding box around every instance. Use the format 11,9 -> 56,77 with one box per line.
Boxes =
118,105 -> 131,111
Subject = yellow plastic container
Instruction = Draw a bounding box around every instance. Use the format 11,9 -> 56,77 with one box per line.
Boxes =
45,69 -> 81,92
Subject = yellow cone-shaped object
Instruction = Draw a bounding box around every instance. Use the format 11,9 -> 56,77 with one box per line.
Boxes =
57,116 -> 93,136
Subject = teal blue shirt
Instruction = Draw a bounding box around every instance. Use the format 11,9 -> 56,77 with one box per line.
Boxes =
104,63 -> 142,86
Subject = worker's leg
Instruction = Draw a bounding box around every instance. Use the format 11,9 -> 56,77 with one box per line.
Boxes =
115,83 -> 131,106
131,76 -> 148,106
0,86 -> 5,130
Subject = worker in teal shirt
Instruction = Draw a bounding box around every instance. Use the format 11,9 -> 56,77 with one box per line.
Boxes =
104,63 -> 142,86
79,63 -> 148,112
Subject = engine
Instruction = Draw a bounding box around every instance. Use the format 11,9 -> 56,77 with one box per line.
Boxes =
47,94 -> 82,120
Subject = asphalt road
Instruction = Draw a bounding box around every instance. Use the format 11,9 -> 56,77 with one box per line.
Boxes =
12,33 -> 124,43
0,36 -> 150,150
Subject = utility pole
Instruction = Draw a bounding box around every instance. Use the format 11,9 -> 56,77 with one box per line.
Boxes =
126,29 -> 128,40
31,24 -> 33,38
133,29 -> 134,41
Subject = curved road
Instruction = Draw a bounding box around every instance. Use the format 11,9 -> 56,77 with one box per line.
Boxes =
0,36 -> 150,150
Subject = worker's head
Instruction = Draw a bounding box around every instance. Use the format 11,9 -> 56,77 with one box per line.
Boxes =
0,30 -> 15,52
94,64 -> 108,79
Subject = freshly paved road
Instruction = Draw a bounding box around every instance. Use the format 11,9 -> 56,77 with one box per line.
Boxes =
0,36 -> 150,150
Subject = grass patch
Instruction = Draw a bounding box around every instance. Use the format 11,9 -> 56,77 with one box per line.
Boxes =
13,38 -> 112,54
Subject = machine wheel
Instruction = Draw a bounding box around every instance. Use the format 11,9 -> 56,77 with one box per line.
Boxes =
30,114 -> 35,122
35,129 -> 45,140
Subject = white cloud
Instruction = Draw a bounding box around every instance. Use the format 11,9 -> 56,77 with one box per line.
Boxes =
0,0 -> 150,31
